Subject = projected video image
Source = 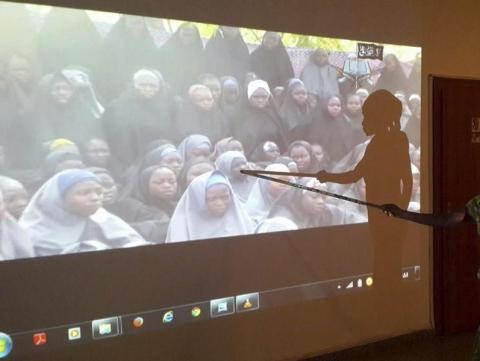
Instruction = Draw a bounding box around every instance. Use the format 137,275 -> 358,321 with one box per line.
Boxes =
0,2 -> 421,259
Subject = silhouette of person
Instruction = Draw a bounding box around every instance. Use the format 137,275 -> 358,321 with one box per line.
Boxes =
317,89 -> 412,296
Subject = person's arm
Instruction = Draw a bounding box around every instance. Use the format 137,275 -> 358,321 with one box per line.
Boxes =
382,204 -> 468,227
317,158 -> 364,184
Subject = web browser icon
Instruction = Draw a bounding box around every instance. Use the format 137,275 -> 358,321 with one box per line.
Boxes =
0,333 -> 13,359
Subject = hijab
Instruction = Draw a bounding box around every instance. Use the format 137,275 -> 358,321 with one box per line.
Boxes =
215,150 -> 254,202
165,170 -> 253,242
100,14 -> 158,100
102,69 -> 177,167
287,140 -> 322,174
279,79 -> 315,136
19,169 -> 146,256
249,32 -> 294,89
177,134 -> 212,162
300,49 -> 340,101
245,163 -> 292,224
375,54 -> 409,94
268,178 -> 346,229
0,206 -> 34,261
205,27 -> 250,83
159,23 -> 206,95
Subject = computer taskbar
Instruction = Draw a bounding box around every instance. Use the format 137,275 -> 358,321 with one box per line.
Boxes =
0,266 -> 420,358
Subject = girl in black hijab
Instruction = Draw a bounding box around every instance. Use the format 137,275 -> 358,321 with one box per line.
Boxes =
158,23 -> 206,96
306,94 -> 353,163
287,140 -> 322,174
205,26 -> 250,84
374,54 -> 409,94
114,165 -> 178,244
102,69 -> 177,167
27,72 -> 104,155
232,79 -> 287,158
37,7 -> 102,77
249,32 -> 294,90
175,84 -> 227,143
100,15 -> 158,101
279,79 -> 315,141
344,93 -> 369,149
268,178 -> 346,229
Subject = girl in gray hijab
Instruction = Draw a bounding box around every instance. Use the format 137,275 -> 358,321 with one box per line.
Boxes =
245,163 -> 294,225
20,169 -> 147,257
300,49 -> 340,103
268,178 -> 347,229
166,170 -> 253,242
215,150 -> 254,203
177,134 -> 212,162
0,189 -> 34,261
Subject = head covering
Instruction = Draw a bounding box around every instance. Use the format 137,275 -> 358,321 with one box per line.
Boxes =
165,171 -> 253,242
49,138 -> 80,153
215,151 -> 247,179
268,177 -> 347,229
177,156 -> 215,194
43,149 -> 84,178
222,76 -> 240,91
133,69 -> 161,88
57,169 -> 99,197
143,144 -> 179,167
62,67 -> 105,118
19,169 -> 147,256
247,79 -> 271,100
254,216 -> 298,233
177,134 -> 212,161
288,140 -> 321,173
0,207 -> 34,261
137,165 -> 177,204
245,163 -> 292,224
206,171 -> 229,189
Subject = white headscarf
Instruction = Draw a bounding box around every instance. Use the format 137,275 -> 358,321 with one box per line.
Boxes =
247,79 -> 271,100
133,69 -> 161,88
165,171 -> 254,243
19,170 -> 147,256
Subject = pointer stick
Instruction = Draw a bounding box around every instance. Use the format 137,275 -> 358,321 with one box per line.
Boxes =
241,169 -> 384,211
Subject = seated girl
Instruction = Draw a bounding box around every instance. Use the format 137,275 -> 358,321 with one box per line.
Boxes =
166,171 -> 253,242
115,166 -> 178,244
19,169 -> 148,256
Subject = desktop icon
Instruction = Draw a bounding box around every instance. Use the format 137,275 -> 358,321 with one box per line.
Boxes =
236,293 -> 260,313
366,277 -> 374,287
0,333 -> 13,359
132,317 -> 144,328
91,317 -> 121,340
68,327 -> 81,341
210,297 -> 235,317
191,307 -> 202,318
162,311 -> 174,324
33,332 -> 47,346
217,302 -> 228,313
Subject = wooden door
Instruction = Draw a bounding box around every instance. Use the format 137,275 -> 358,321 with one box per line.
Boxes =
433,76 -> 480,334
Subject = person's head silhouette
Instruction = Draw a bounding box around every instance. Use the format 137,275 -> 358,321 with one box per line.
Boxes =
362,89 -> 402,136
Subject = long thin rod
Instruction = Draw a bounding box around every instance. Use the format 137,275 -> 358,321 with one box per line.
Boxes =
240,169 -> 383,211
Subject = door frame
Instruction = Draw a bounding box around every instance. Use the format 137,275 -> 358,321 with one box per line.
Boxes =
431,74 -> 480,334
